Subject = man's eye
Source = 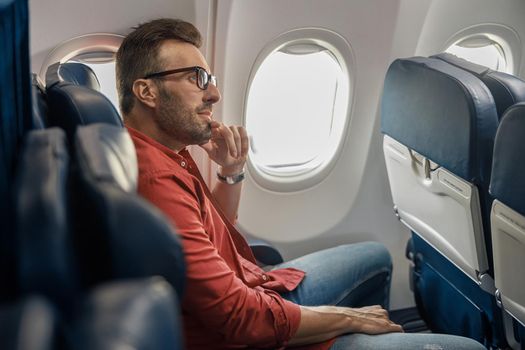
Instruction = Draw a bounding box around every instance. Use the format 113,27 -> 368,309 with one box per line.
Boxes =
189,74 -> 198,82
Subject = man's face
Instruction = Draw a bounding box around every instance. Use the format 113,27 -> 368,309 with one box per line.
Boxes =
152,40 -> 221,146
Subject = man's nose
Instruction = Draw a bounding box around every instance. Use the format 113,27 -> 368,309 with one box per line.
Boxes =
204,83 -> 221,104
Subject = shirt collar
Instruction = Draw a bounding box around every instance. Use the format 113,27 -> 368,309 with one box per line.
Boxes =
126,125 -> 192,169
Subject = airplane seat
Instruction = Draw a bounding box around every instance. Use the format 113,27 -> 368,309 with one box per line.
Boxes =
49,62 -> 101,91
489,102 -> 525,349
381,56 -> 505,347
0,296 -> 59,350
44,61 -> 122,139
72,123 -> 186,297
247,239 -> 284,265
11,128 -> 67,350
15,128 -> 79,312
70,123 -> 187,348
433,52 -> 525,119
13,125 -> 185,349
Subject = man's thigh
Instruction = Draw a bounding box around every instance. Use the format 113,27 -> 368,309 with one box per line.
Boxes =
330,333 -> 486,350
274,242 -> 392,308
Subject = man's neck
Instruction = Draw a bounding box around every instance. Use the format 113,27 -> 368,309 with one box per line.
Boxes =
124,112 -> 186,153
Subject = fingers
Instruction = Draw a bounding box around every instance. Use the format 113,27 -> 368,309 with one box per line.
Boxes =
239,127 -> 249,158
350,311 -> 403,334
354,305 -> 389,318
339,306 -> 404,335
359,318 -> 404,334
308,305 -> 404,336
230,126 -> 241,158
210,123 -> 249,159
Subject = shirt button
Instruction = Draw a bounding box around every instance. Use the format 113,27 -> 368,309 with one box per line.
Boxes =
262,274 -> 268,281
181,161 -> 186,167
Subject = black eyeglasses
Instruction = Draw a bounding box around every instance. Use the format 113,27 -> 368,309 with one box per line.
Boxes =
143,66 -> 217,90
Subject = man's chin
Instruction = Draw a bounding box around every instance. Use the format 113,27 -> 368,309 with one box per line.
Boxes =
196,132 -> 212,146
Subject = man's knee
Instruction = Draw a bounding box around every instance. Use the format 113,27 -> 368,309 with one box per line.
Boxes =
338,241 -> 392,273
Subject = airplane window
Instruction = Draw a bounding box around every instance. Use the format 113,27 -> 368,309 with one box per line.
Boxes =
246,43 -> 349,185
446,36 -> 509,73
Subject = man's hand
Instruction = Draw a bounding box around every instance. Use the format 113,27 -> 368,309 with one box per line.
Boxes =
289,304 -> 403,346
308,305 -> 403,335
199,121 -> 249,175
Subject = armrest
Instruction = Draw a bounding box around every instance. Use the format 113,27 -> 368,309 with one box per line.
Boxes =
248,238 -> 284,266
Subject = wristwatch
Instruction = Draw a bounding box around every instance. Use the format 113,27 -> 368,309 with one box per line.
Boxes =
216,170 -> 245,185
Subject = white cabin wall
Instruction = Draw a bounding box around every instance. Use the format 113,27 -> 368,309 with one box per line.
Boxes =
29,0 -> 196,74
211,0 -> 418,309
213,0 -> 404,242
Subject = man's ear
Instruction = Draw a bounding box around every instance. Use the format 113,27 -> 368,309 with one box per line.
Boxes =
132,79 -> 158,109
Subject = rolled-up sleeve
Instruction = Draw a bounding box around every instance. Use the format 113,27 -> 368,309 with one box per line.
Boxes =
139,173 -> 301,348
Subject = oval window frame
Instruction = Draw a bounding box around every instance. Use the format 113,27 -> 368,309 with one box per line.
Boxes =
38,33 -> 124,80
443,23 -> 521,75
243,28 -> 355,192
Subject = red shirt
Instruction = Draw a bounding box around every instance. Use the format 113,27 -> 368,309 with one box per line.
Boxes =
129,127 -> 335,350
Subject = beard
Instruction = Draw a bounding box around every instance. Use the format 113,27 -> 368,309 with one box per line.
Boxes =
155,85 -> 212,146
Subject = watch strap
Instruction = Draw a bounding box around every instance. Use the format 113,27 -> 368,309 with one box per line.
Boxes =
217,170 -> 245,185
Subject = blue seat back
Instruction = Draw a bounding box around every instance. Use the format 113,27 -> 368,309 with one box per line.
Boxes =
15,128 -> 78,310
489,103 -> 525,337
382,57 -> 498,188
73,124 -> 186,297
45,62 -> 122,139
490,103 -> 525,215
382,57 -> 498,276
381,56 -> 505,347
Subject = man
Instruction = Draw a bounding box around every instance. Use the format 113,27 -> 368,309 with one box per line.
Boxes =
116,18 -> 485,350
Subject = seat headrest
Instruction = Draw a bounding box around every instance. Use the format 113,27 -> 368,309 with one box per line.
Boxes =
74,124 -> 137,192
381,57 -> 499,185
433,53 -> 525,118
45,62 -> 123,139
31,74 -> 48,129
46,62 -> 100,91
490,102 -> 525,216
432,52 -> 490,75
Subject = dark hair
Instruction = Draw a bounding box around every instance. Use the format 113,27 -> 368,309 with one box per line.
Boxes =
115,18 -> 202,115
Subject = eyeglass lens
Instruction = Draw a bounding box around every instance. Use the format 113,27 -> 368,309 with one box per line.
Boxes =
197,68 -> 216,90
197,69 -> 207,89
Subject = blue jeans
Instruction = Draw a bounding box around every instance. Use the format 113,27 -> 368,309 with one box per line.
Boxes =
274,242 -> 486,350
